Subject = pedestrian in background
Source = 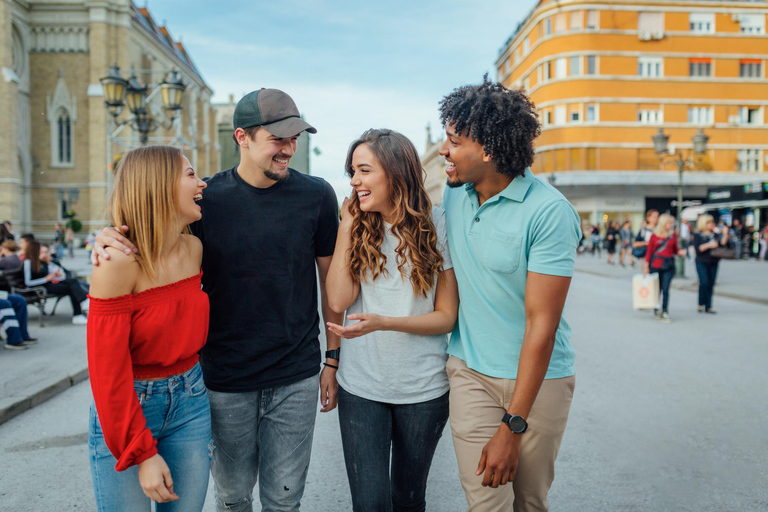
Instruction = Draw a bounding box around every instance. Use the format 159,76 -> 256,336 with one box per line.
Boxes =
65,227 -> 75,259
633,209 -> 659,260
679,218 -> 692,259
693,214 -> 729,314
731,218 -> 744,259
619,219 -> 634,267
644,213 -> 686,323
0,223 -> 14,243
605,220 -> 619,265
590,224 -> 601,257
325,129 -> 458,512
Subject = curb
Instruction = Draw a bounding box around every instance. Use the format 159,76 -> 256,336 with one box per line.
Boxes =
574,268 -> 768,306
0,366 -> 89,426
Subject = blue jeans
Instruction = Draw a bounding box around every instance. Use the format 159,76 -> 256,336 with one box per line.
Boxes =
88,363 -> 212,511
208,374 -> 319,512
1,294 -> 30,345
651,267 -> 674,312
337,386 -> 449,512
696,261 -> 719,309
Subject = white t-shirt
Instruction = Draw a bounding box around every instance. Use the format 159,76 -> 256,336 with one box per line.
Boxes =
336,207 -> 453,404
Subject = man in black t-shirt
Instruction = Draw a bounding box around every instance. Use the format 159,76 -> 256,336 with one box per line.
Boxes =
94,89 -> 342,511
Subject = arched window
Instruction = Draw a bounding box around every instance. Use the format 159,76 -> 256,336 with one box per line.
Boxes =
57,111 -> 72,164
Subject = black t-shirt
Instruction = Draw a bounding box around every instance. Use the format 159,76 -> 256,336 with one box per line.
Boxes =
191,167 -> 339,392
693,232 -> 721,265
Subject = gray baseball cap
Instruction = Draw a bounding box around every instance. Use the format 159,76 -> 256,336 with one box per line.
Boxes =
233,88 -> 316,138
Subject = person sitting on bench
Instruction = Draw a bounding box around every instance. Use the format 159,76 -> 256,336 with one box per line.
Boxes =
22,241 -> 87,325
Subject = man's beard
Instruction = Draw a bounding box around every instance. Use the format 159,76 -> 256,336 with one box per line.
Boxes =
445,177 -> 464,188
264,169 -> 288,183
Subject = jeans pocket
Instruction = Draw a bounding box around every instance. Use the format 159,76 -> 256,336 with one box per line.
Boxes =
188,375 -> 208,397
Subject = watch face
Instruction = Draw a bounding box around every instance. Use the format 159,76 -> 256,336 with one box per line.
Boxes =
507,415 -> 527,433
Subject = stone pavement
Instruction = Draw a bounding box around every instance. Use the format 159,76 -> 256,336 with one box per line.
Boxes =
0,248 -> 93,425
575,251 -> 768,305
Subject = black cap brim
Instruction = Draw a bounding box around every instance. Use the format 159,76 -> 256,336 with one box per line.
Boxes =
262,117 -> 317,138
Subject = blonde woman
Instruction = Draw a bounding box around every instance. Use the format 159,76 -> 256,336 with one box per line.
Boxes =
643,213 -> 686,322
325,129 -> 459,511
87,146 -> 210,511
692,214 -> 729,314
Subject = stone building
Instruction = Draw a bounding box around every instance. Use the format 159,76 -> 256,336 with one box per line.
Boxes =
0,0 -> 218,236
421,125 -> 447,207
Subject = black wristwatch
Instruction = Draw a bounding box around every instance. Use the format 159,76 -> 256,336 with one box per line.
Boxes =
502,413 -> 528,434
325,349 -> 340,360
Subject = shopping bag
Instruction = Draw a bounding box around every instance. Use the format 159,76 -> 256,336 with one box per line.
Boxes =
632,274 -> 660,310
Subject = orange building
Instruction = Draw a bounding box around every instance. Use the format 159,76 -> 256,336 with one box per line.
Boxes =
496,0 -> 768,228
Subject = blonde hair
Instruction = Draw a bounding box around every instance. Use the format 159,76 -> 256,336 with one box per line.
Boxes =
654,213 -> 676,238
1,240 -> 18,252
697,214 -> 714,232
108,145 -> 186,281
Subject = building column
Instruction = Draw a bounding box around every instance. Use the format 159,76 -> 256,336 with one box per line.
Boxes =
0,2 -> 20,225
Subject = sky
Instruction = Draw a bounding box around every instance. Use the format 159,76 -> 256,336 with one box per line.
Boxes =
144,0 -> 540,202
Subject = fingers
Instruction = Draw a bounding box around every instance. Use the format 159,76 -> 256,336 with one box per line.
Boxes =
346,313 -> 367,321
476,450 -> 487,477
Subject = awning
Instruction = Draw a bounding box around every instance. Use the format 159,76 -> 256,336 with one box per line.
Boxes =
702,199 -> 768,211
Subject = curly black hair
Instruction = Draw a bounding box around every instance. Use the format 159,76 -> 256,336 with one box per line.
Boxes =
438,74 -> 540,179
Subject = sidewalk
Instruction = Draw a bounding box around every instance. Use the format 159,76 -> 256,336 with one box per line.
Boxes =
0,248 -> 93,425
575,252 -> 768,305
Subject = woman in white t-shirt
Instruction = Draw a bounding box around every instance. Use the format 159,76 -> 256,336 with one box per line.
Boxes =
326,128 -> 459,512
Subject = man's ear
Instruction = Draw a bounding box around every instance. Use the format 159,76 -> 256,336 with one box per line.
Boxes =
482,151 -> 493,163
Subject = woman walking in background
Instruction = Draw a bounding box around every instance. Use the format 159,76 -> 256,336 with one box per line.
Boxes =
619,219 -> 635,267
325,129 -> 458,512
693,215 -> 729,314
87,145 -> 210,511
606,220 -> 619,265
590,224 -> 602,257
644,213 -> 686,323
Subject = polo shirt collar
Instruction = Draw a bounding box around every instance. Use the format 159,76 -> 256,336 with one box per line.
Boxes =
464,167 -> 535,203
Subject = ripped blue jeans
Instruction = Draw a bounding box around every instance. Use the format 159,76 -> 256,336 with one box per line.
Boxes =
88,362 -> 212,511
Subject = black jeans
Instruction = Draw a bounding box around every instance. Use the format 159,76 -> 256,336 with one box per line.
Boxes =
696,261 -> 719,309
651,267 -> 674,312
337,386 -> 449,512
44,279 -> 87,315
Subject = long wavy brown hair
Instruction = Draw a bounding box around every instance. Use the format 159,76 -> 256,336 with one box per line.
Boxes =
345,129 -> 443,298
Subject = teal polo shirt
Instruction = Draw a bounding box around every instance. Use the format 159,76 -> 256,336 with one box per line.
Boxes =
443,168 -> 581,380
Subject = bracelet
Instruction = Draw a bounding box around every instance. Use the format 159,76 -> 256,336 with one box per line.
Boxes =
323,362 -> 339,370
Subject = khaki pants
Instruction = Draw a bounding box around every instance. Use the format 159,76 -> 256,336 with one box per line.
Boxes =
446,356 -> 575,512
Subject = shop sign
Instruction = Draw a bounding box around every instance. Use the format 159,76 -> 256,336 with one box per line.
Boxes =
707,184 -> 765,204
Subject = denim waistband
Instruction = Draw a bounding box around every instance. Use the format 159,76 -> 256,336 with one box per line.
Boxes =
133,362 -> 203,397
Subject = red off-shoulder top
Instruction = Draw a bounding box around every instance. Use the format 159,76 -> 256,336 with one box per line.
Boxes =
86,271 -> 209,471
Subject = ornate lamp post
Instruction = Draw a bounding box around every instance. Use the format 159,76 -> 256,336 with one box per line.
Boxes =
652,128 -> 709,277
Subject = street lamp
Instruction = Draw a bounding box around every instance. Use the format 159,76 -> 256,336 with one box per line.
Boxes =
653,127 -> 709,278
99,64 -> 187,145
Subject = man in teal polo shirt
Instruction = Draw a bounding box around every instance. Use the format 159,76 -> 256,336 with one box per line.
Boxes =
438,77 -> 581,511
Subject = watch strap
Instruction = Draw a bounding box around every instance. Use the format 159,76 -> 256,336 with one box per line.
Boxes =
502,413 -> 528,434
325,348 -> 340,360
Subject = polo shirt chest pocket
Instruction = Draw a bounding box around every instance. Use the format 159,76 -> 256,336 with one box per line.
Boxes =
483,229 -> 523,273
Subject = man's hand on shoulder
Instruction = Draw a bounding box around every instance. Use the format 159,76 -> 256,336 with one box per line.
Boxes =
91,225 -> 138,266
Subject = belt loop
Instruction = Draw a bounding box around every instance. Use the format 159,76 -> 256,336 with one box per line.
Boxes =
146,380 -> 154,397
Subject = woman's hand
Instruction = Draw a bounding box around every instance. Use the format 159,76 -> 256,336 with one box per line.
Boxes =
339,195 -> 354,228
643,262 -> 650,276
138,454 -> 179,503
326,313 -> 388,339
45,273 -> 58,282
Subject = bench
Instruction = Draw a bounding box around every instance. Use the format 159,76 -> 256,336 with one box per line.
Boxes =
0,269 -> 68,327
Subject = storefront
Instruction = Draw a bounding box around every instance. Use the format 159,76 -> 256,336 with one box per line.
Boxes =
703,182 -> 768,256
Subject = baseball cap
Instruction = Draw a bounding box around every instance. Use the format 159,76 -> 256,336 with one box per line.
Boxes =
233,88 -> 316,138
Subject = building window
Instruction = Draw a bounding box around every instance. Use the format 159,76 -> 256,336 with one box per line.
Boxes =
689,58 -> 712,77
555,57 -> 567,78
586,55 -> 597,75
545,18 -> 552,36
689,13 -> 715,33
638,12 -> 664,33
555,105 -> 567,125
739,14 -> 765,34
570,56 -> 581,76
523,38 -> 530,54
638,56 -> 662,77
555,13 -> 567,32
56,111 -> 72,164
738,149 -> 760,172
638,109 -> 663,124
586,10 -> 599,30
688,106 -> 713,124
545,110 -> 553,126
586,104 -> 598,122
740,107 -> 763,125
542,61 -> 551,80
570,106 -> 581,122
524,76 -> 530,92
740,59 -> 762,78
570,11 -> 583,30
504,60 -> 511,75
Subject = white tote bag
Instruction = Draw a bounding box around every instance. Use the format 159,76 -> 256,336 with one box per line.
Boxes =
632,274 -> 660,310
